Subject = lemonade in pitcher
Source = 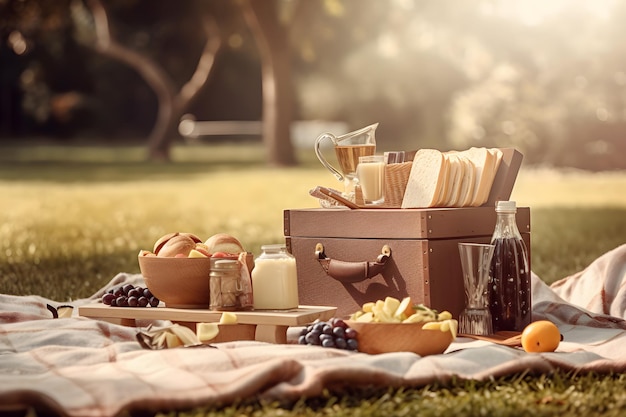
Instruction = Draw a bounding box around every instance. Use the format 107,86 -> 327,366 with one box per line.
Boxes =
314,123 -> 378,201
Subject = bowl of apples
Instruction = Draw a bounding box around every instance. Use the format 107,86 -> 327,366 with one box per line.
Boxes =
138,232 -> 248,309
346,296 -> 458,356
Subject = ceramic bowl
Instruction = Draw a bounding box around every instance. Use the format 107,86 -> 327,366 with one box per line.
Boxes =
346,321 -> 454,356
138,255 -> 213,308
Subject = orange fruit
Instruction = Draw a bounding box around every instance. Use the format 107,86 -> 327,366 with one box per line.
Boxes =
521,320 -> 562,353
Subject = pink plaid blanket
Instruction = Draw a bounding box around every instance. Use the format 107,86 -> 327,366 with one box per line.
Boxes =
1,245 -> 626,417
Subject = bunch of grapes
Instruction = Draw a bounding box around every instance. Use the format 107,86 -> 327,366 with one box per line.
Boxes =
102,284 -> 160,308
298,318 -> 359,351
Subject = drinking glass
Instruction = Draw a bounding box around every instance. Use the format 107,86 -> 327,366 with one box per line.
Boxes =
458,242 -> 495,335
356,155 -> 385,205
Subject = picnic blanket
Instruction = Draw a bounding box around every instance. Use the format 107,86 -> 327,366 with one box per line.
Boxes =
1,245 -> 626,417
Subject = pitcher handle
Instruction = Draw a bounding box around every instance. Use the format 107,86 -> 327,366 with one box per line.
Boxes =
314,133 -> 344,182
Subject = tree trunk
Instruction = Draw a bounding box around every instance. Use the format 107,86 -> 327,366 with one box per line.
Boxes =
85,0 -> 221,161
240,0 -> 297,166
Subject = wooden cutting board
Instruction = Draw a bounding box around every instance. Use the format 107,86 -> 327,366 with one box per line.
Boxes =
78,304 -> 337,344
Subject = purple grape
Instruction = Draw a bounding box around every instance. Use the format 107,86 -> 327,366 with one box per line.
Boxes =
345,328 -> 357,339
116,296 -> 128,307
313,322 -> 325,332
305,330 -> 321,345
346,338 -> 359,351
297,320 -> 359,351
335,337 -> 347,349
104,284 -> 160,308
331,318 -> 348,329
102,293 -> 115,305
321,338 -> 335,348
319,334 -> 333,343
332,327 -> 345,338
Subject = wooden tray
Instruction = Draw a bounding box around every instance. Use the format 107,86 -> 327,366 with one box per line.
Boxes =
78,304 -> 337,344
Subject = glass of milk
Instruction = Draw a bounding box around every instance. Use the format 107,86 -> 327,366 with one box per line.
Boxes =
356,155 -> 386,205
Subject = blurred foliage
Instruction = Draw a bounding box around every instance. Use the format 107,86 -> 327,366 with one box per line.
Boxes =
1,0 -> 626,169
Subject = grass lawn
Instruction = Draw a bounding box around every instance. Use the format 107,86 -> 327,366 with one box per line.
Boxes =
1,143 -> 626,416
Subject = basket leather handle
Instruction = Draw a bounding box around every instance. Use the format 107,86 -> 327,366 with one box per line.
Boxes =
315,243 -> 391,283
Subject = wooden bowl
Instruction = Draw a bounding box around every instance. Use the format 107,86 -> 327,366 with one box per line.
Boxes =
346,321 -> 454,356
138,255 -> 213,309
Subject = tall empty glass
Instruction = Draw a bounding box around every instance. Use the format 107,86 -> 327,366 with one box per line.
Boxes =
458,243 -> 495,335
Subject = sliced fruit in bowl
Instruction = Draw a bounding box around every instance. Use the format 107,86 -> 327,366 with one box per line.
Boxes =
346,297 -> 457,356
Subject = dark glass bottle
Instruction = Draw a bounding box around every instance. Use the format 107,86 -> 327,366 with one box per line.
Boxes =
488,201 -> 531,332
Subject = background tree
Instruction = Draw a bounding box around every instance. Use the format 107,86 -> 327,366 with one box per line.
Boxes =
239,0 -> 296,166
2,0 -> 626,169
73,0 -> 222,161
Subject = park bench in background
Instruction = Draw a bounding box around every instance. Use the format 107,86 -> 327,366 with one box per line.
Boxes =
178,115 -> 348,149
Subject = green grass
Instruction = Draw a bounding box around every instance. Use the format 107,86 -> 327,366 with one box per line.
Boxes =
1,143 -> 626,416
196,372 -> 626,417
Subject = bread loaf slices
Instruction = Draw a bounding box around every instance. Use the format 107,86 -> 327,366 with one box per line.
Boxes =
458,154 -> 476,207
445,153 -> 463,207
433,156 -> 451,207
401,147 -> 503,208
401,149 -> 445,208
480,148 -> 502,205
471,147 -> 502,206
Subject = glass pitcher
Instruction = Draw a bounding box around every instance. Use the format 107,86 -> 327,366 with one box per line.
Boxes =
314,123 -> 378,201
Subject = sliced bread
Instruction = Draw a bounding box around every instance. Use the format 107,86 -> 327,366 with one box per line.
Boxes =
445,153 -> 463,207
464,147 -> 492,206
480,148 -> 503,205
401,149 -> 445,208
458,154 -> 476,207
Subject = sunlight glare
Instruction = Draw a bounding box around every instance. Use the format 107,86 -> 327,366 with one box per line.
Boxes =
489,0 -> 615,26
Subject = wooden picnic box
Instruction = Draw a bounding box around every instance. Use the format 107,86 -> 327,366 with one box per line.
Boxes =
284,206 -> 530,319
284,148 -> 529,319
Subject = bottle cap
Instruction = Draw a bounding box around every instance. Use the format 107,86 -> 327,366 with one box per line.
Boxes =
495,200 -> 517,213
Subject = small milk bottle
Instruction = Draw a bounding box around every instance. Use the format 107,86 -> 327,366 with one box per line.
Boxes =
488,200 -> 531,332
251,244 -> 299,310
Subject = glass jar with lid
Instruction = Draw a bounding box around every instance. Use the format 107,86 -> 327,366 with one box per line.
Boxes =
209,259 -> 242,311
251,244 -> 299,310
